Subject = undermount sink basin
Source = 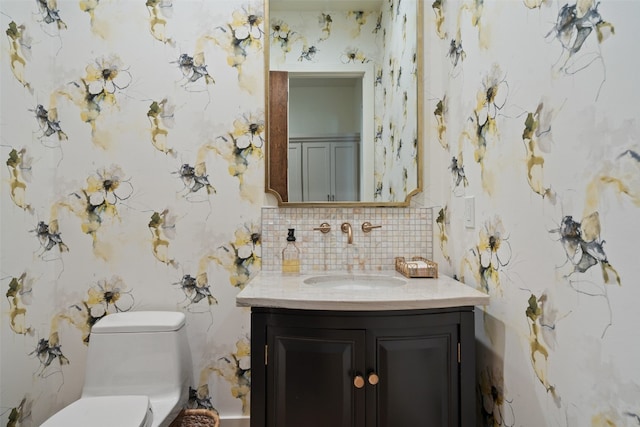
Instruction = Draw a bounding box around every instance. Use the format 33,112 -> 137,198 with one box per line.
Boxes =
303,274 -> 406,290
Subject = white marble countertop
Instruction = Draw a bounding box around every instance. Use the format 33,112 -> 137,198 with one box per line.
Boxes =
236,271 -> 489,311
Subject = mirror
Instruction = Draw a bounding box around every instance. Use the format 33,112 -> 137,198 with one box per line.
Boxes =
265,0 -> 423,206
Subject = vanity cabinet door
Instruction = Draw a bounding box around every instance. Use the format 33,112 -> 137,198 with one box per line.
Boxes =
368,323 -> 459,427
266,326 -> 366,427
250,308 -> 476,427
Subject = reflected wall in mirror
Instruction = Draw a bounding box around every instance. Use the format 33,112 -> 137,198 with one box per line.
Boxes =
266,0 -> 422,206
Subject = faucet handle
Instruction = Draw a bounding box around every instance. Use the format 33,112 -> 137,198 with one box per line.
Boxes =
313,222 -> 331,233
361,222 -> 382,233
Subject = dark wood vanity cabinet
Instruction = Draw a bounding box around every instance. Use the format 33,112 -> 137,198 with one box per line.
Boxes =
250,307 -> 476,427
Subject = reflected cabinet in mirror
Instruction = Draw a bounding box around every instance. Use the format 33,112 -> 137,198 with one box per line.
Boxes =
265,0 -> 423,206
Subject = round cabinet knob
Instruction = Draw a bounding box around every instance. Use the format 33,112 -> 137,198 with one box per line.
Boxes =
368,373 -> 379,385
354,375 -> 365,389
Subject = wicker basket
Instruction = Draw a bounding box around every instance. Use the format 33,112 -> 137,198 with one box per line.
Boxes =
169,409 -> 220,427
395,256 -> 438,278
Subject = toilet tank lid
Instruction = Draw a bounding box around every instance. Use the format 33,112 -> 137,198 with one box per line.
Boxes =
92,311 -> 186,333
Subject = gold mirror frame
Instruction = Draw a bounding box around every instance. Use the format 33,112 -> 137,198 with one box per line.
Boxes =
264,0 -> 423,207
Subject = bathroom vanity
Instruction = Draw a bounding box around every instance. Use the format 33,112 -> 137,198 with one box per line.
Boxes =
236,272 -> 489,427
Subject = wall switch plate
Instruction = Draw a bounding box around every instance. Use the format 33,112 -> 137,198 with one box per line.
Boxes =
464,196 -> 475,229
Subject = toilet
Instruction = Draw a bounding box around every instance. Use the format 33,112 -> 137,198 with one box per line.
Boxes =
41,311 -> 193,427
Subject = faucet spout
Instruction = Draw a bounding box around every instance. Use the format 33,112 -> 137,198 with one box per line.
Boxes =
341,222 -> 353,244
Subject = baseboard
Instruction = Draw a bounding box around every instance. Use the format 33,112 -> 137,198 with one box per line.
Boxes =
220,416 -> 250,427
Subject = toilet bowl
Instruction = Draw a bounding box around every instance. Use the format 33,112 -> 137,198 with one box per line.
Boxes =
41,311 -> 193,427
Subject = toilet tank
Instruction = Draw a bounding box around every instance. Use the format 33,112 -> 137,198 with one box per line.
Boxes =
81,311 -> 193,399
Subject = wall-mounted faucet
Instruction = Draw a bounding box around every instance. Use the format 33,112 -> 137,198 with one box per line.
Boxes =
341,222 -> 353,244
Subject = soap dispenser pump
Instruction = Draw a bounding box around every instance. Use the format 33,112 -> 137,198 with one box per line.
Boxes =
282,228 -> 301,274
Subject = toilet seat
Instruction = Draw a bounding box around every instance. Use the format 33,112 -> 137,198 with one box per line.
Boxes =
41,395 -> 152,427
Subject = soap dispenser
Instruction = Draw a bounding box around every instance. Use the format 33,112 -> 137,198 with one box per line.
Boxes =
282,228 -> 301,274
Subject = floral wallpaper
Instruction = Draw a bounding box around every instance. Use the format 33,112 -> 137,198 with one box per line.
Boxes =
375,0 -> 419,202
426,0 -> 640,425
269,0 -> 418,202
1,0 -> 263,424
3,0 -> 639,425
